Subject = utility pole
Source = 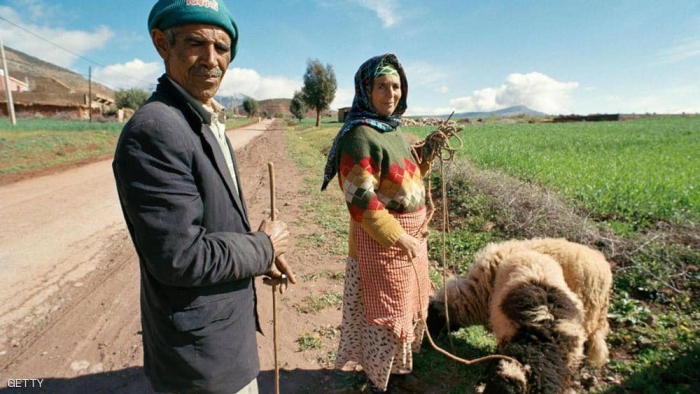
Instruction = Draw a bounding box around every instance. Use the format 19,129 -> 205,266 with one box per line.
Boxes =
88,66 -> 92,123
0,35 -> 17,126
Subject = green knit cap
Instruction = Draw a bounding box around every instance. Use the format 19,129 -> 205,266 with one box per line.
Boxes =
148,0 -> 239,61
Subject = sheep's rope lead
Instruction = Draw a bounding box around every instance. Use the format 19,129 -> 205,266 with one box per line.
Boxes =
411,114 -> 521,367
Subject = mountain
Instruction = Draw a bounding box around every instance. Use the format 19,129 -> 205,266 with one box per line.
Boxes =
214,92 -> 249,111
429,105 -> 548,119
3,46 -> 113,98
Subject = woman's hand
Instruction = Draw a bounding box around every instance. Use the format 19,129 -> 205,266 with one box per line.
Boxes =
395,233 -> 421,260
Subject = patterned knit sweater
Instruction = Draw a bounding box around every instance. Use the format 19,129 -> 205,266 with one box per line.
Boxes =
336,125 -> 432,258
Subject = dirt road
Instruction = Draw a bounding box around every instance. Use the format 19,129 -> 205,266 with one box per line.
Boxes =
0,120 -> 349,393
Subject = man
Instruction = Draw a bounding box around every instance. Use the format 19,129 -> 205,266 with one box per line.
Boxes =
112,1 -> 295,393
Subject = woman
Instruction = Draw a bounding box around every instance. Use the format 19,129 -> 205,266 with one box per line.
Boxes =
322,54 -> 437,393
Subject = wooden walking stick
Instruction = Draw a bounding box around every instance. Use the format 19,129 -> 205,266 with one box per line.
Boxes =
268,162 -> 280,394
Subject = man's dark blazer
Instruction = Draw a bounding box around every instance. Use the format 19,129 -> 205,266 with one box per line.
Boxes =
113,75 -> 274,394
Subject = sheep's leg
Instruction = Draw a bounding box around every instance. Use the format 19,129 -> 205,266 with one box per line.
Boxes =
586,319 -> 610,367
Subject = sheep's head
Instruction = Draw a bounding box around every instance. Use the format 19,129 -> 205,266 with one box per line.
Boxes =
426,298 -> 448,336
482,359 -> 529,394
426,296 -> 465,337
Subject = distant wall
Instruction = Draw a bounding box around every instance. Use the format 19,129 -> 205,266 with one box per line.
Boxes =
0,78 -> 30,92
553,114 -> 621,123
0,103 -> 87,119
338,107 -> 351,123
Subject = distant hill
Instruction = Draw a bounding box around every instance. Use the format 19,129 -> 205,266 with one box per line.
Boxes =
428,105 -> 548,119
4,46 -> 114,99
215,92 -> 249,112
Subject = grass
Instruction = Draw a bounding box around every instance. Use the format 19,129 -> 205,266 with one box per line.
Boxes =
413,326 -> 498,393
301,270 -> 345,282
0,115 -> 259,177
225,117 -> 256,130
315,324 -> 339,340
297,332 -> 324,351
0,119 -> 122,174
405,116 -> 700,229
0,118 -> 124,132
317,350 -> 338,368
284,120 -> 349,259
296,290 -> 344,314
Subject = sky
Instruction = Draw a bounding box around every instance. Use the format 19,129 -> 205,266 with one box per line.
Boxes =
1,0 -> 699,115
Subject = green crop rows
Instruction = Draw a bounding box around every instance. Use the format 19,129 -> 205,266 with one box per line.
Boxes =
406,116 -> 700,230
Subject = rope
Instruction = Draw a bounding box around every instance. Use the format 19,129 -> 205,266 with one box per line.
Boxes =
410,116 -> 521,368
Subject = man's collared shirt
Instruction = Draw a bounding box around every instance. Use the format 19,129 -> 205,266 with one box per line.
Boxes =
168,77 -> 239,196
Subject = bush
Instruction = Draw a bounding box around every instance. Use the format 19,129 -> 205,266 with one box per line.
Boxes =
115,88 -> 150,110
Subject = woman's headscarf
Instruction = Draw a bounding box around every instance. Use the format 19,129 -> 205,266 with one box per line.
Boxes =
321,53 -> 408,190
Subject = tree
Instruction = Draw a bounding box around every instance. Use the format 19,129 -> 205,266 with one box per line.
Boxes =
289,90 -> 308,121
115,88 -> 150,110
242,97 -> 259,118
301,59 -> 337,127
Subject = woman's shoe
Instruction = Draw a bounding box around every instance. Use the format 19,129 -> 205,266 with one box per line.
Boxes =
389,374 -> 428,393
367,377 -> 390,393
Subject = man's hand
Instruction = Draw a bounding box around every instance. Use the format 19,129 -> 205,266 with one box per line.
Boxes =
263,255 -> 296,294
260,219 -> 296,292
272,254 -> 296,284
395,233 -> 421,260
263,273 -> 289,294
258,219 -> 289,258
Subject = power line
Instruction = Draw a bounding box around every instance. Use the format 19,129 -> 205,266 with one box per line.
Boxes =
4,55 -> 154,92
0,14 -> 156,87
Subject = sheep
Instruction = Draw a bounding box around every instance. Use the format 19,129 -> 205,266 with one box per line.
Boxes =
427,238 -> 612,393
484,250 -> 588,393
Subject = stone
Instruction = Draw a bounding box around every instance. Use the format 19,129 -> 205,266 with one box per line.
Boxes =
637,336 -> 654,350
70,360 -> 90,372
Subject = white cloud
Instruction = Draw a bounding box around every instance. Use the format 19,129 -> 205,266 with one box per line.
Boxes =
93,61 -> 304,102
218,68 -> 302,100
404,61 -> 448,87
93,59 -> 162,90
0,6 -> 114,68
353,0 -> 400,28
404,61 -> 451,96
330,87 -> 355,110
450,72 -> 579,115
10,0 -> 62,23
658,37 -> 700,64
94,59 -> 302,100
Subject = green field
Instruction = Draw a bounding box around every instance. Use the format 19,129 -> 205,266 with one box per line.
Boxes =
0,119 -> 123,174
405,116 -> 700,229
225,116 -> 256,130
0,117 -> 257,176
